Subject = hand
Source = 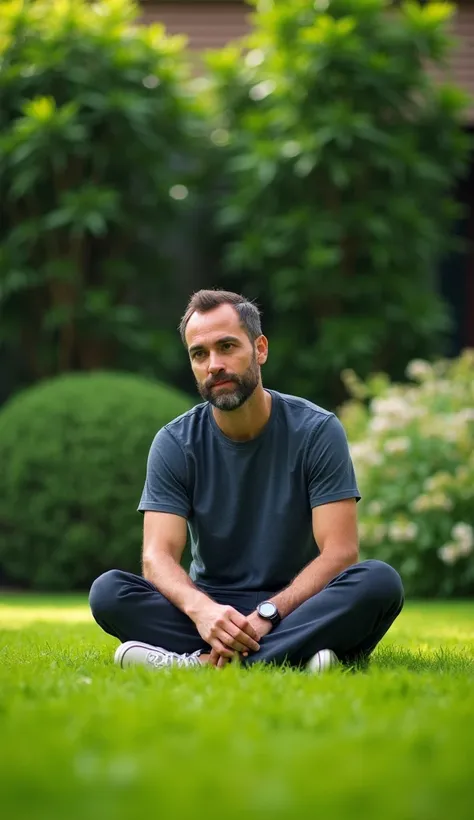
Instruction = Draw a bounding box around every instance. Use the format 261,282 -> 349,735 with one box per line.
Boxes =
209,611 -> 273,668
193,602 -> 260,666
245,611 -> 274,641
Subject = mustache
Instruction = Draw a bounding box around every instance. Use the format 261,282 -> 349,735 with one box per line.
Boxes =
206,373 -> 239,388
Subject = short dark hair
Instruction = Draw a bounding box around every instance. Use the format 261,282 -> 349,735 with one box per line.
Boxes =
179,289 -> 262,345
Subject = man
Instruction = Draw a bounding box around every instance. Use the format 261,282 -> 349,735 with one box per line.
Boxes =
90,289 -> 404,673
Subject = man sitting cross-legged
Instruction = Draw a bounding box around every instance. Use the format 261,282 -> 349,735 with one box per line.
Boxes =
89,289 -> 404,673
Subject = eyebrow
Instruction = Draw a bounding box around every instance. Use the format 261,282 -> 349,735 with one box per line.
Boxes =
188,336 -> 241,355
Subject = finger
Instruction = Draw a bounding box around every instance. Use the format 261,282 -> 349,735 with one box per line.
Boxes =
230,611 -> 260,642
217,629 -> 249,654
217,655 -> 231,669
221,617 -> 260,652
226,623 -> 260,652
236,630 -> 260,652
208,649 -> 220,667
211,639 -> 235,659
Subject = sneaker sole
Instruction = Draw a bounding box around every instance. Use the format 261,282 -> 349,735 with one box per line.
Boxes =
114,640 -> 163,669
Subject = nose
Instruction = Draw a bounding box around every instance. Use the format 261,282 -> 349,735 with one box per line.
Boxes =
208,353 -> 225,374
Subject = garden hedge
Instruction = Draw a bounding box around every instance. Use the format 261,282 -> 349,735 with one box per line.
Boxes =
0,372 -> 193,590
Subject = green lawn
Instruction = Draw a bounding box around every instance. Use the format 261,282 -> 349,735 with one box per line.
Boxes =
0,598 -> 473,820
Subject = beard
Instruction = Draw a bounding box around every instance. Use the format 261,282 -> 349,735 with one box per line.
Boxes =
196,353 -> 260,411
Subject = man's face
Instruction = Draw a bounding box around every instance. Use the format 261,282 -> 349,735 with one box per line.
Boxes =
185,304 -> 265,411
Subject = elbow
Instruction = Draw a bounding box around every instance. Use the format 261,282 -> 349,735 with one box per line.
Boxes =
321,543 -> 358,569
344,544 -> 359,568
142,560 -> 152,583
141,545 -> 157,582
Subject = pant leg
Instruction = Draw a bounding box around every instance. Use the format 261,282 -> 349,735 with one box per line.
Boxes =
245,559 -> 404,668
89,569 -> 257,655
89,569 -> 208,654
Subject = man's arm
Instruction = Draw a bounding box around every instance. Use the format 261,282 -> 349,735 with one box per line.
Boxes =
142,511 -> 260,660
267,498 -> 359,619
142,510 -> 209,617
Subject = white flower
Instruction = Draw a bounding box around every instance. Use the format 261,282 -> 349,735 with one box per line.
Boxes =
406,359 -> 433,381
350,442 -> 383,467
441,426 -> 460,443
410,495 -> 429,512
412,491 -> 455,512
373,524 -> 387,544
384,437 -> 410,454
372,397 -> 409,417
425,472 -> 452,493
358,521 -> 386,545
369,416 -> 394,434
434,494 -> 453,511
451,522 -> 474,549
411,495 -> 431,512
370,396 -> 424,429
438,543 -> 461,565
416,493 -> 454,511
388,521 -> 418,542
441,413 -> 472,441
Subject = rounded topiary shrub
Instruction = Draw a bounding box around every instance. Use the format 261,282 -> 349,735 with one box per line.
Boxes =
0,373 -> 193,590
339,350 -> 474,598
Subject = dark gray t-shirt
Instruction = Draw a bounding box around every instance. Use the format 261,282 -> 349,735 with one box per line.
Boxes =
138,389 -> 360,592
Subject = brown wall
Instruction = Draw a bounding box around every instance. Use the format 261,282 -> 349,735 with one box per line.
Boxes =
431,3 -> 474,121
140,2 -> 251,52
140,1 -> 474,120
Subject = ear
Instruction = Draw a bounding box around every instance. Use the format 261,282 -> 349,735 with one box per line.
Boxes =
255,335 -> 268,366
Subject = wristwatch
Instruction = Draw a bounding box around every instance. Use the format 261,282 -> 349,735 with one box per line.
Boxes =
257,600 -> 281,627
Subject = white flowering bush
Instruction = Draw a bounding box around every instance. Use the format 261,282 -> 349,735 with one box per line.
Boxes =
339,350 -> 474,597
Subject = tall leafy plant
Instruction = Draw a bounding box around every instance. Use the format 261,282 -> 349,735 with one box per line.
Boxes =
206,0 -> 470,406
0,0 -> 199,382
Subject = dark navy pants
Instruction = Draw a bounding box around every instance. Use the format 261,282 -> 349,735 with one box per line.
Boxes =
89,559 -> 404,667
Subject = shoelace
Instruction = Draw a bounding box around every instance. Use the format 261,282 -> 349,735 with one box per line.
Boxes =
146,649 -> 201,669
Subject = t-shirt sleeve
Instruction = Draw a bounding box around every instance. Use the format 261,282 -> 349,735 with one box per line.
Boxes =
137,427 -> 191,518
306,414 -> 361,508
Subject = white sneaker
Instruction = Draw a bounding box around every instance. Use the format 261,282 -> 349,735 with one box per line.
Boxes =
306,648 -> 339,674
114,641 -> 202,670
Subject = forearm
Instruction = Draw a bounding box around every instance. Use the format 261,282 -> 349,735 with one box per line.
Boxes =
142,551 -> 211,620
269,546 -> 359,619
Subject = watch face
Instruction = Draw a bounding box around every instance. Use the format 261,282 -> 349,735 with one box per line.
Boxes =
259,602 -> 277,619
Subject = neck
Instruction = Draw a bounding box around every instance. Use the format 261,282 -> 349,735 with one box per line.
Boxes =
212,384 -> 272,441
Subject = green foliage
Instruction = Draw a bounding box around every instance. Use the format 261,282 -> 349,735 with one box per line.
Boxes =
0,372 -> 193,590
0,0 -> 200,383
339,350 -> 474,597
205,0 -> 470,405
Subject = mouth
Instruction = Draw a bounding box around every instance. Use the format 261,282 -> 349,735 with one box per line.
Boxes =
210,380 -> 235,389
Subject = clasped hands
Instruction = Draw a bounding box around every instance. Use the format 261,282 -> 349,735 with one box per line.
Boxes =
193,601 -> 273,668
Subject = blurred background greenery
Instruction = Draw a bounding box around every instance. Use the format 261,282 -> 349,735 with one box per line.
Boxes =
0,0 -> 473,595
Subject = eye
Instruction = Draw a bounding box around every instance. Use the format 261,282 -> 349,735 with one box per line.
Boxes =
192,350 -> 206,360
221,342 -> 234,351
